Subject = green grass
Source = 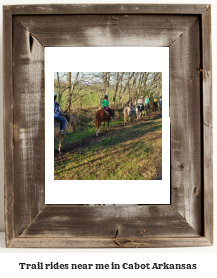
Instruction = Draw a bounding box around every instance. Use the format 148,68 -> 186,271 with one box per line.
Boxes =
54,115 -> 162,180
54,111 -> 124,149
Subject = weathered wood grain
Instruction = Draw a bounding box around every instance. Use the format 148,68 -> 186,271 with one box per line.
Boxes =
203,125 -> 213,243
201,6 -> 213,244
12,17 -> 45,237
16,15 -> 197,47
170,17 -> 202,234
8,237 -> 212,248
20,205 -> 199,238
4,4 -> 207,15
3,4 -> 212,248
3,7 -> 14,247
202,6 -> 212,128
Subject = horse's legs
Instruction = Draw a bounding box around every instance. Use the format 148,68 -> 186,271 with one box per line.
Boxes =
95,119 -> 100,136
101,121 -> 105,132
107,120 -> 109,131
96,127 -> 101,136
138,109 -> 141,119
58,135 -> 64,152
123,108 -> 126,125
136,108 -> 139,120
58,140 -> 61,152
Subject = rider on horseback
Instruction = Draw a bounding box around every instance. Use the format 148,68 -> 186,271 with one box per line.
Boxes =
54,92 -> 66,135
137,96 -> 144,111
127,97 -> 135,114
101,95 -> 114,119
145,96 -> 150,109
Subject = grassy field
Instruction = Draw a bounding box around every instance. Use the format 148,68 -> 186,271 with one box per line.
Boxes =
54,112 -> 162,180
54,108 -> 123,149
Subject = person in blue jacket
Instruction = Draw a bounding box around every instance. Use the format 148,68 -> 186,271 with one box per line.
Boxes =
54,92 -> 66,135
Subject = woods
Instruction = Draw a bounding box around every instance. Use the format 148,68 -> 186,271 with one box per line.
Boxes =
54,72 -> 162,112
54,72 -> 162,180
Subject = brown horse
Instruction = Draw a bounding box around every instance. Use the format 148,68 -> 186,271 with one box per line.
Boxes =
152,101 -> 158,112
95,109 -> 114,136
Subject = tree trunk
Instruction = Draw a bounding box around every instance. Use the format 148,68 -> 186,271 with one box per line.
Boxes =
119,72 -> 134,103
56,72 -> 61,103
65,72 -> 72,112
106,72 -> 110,95
65,72 -> 79,112
113,72 -> 120,106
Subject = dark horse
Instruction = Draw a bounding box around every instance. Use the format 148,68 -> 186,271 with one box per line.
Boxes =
95,108 -> 114,136
152,101 -> 158,112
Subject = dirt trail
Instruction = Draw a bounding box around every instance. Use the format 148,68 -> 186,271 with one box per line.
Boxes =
55,110 -> 162,180
55,110 -> 162,156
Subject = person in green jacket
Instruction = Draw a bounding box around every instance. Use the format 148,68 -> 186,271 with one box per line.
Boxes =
101,95 -> 114,118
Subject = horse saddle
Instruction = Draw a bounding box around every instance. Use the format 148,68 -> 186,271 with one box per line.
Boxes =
102,109 -> 110,116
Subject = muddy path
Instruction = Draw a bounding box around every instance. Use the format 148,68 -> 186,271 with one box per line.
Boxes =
55,110 -> 162,180
55,110 -> 162,157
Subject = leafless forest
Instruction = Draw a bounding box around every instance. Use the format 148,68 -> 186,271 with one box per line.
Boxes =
54,72 -> 162,180
54,72 -> 162,112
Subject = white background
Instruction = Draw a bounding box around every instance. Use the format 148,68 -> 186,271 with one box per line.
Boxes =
0,0 -> 216,277
46,47 -> 170,204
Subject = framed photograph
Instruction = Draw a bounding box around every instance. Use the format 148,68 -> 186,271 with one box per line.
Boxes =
47,47 -> 170,205
4,4 -> 213,247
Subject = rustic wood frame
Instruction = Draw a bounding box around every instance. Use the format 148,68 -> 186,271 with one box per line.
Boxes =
4,4 -> 213,248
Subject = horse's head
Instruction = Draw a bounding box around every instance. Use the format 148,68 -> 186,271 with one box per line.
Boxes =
111,108 -> 115,116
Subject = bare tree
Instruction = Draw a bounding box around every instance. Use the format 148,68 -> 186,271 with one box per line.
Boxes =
65,72 -> 79,112
112,72 -> 122,106
54,71 -> 162,111
54,72 -> 68,106
118,72 -> 134,104
65,72 -> 71,112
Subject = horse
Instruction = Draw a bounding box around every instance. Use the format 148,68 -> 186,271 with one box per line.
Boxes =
143,104 -> 149,116
152,101 -> 158,112
135,103 -> 144,120
123,106 -> 134,125
95,108 -> 114,136
54,113 -> 77,152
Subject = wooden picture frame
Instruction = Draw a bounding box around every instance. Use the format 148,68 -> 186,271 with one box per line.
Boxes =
3,4 -> 213,248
